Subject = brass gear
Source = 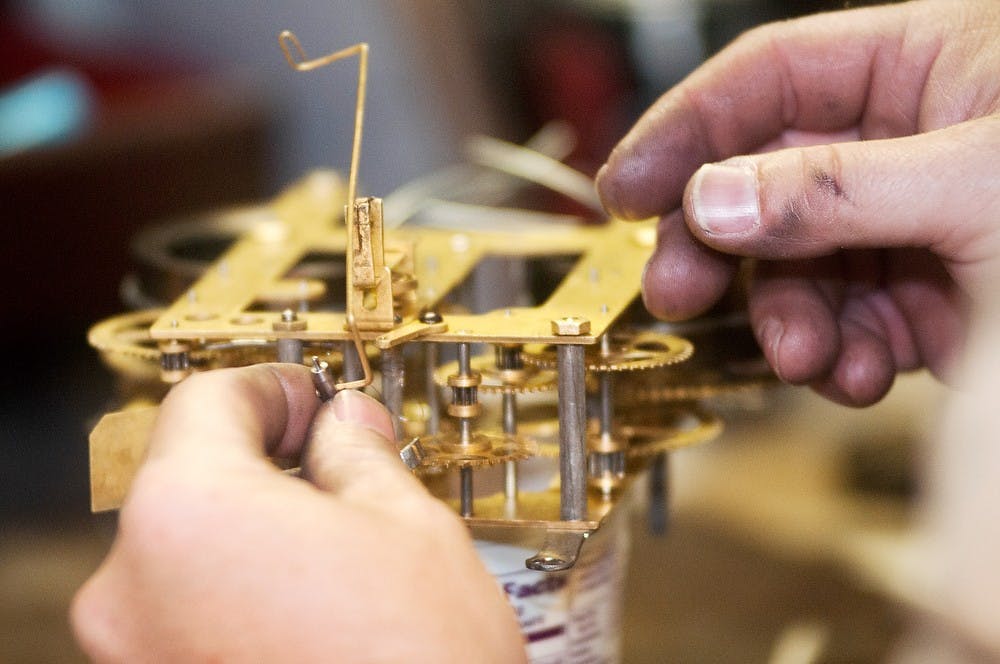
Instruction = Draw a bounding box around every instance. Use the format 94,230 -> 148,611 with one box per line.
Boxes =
433,354 -> 557,394
522,330 -> 693,373
88,308 -> 346,373
620,405 -> 723,458
416,431 -> 537,470
520,406 -> 721,459
89,309 -> 217,364
613,357 -> 775,403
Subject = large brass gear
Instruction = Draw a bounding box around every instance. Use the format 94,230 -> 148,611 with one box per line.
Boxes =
416,431 -> 537,471
433,354 -> 557,394
613,364 -> 774,402
619,405 -> 723,458
612,316 -> 775,402
520,405 -> 721,459
89,309 -> 219,379
88,308 -> 346,377
522,330 -> 693,373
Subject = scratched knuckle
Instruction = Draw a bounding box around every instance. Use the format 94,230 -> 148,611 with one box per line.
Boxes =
767,144 -> 849,242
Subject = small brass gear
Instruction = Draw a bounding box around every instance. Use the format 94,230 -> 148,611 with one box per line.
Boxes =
416,431 -> 537,470
522,330 -> 693,373
434,355 -> 557,394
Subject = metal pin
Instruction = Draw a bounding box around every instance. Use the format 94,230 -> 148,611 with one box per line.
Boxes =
311,356 -> 337,402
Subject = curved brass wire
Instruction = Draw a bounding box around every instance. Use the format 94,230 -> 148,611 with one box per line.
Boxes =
278,32 -> 367,224
336,313 -> 373,391
279,30 -> 372,391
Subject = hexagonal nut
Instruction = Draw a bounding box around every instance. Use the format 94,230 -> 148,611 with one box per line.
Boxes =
272,318 -> 308,332
551,316 -> 591,336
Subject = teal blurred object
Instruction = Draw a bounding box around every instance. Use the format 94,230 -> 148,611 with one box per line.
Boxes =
0,69 -> 94,155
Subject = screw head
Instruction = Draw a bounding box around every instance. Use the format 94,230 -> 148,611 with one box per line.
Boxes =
551,316 -> 591,336
420,310 -> 443,324
281,308 -> 297,322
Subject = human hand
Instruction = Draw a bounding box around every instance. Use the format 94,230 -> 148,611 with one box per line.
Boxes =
71,365 -> 525,663
597,0 -> 1000,405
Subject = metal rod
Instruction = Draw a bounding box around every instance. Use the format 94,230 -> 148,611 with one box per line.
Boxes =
457,341 -> 475,516
277,338 -> 304,364
457,342 -> 471,374
557,344 -> 587,521
460,466 -> 474,518
502,393 -> 517,434
648,452 -> 671,536
502,392 -> 518,515
599,374 -> 613,438
342,339 -> 363,383
598,333 -> 613,438
380,347 -> 404,440
424,343 -> 440,435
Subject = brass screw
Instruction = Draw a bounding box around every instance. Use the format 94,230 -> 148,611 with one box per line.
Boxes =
551,316 -> 591,336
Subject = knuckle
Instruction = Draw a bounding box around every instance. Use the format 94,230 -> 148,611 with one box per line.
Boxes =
70,571 -> 126,662
799,143 -> 849,217
761,144 -> 850,245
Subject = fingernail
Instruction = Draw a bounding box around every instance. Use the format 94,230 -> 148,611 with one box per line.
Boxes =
691,162 -> 760,235
331,390 -> 391,435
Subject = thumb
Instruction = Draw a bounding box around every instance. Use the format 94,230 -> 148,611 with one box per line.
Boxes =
682,117 -> 1000,273
303,389 -> 428,509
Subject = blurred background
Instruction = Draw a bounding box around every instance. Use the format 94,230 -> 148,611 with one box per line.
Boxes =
1,1 -> 938,662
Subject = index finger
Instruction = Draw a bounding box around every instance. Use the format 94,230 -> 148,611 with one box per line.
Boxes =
597,2 -> 915,221
146,364 -> 321,467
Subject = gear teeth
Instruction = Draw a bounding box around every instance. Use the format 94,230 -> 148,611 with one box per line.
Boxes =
89,308 -> 349,373
516,407 -> 722,460
416,431 -> 537,470
522,331 -> 693,373
621,406 -> 723,458
89,309 -> 216,363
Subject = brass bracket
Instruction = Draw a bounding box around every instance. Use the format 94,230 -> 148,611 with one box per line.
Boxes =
348,197 -> 395,331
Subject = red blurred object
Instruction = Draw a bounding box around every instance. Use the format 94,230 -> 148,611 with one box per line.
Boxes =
0,17 -> 193,106
518,10 -> 635,177
0,14 -> 269,339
